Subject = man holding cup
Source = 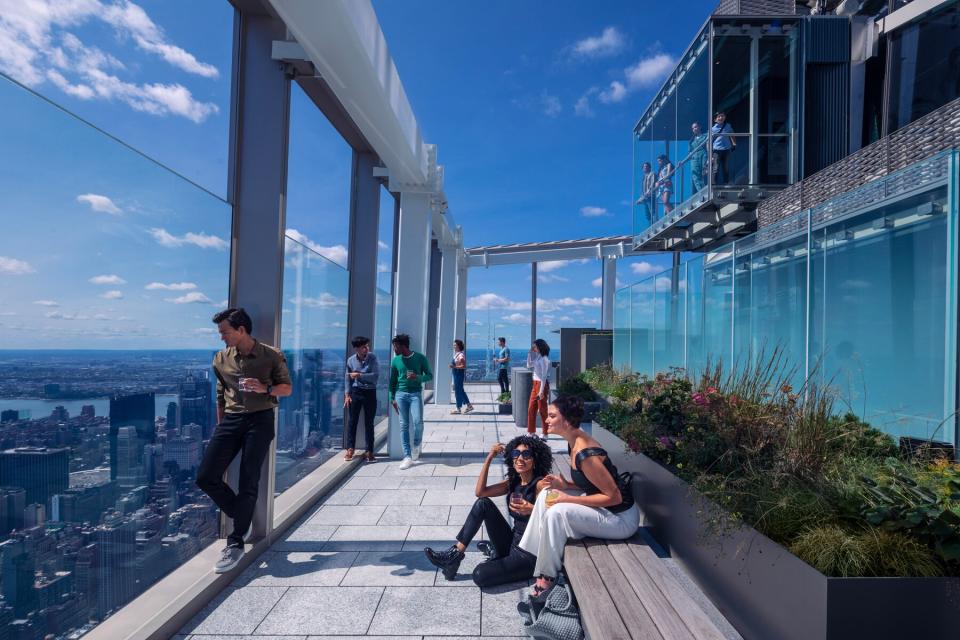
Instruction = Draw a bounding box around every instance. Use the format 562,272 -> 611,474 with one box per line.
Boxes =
197,307 -> 292,573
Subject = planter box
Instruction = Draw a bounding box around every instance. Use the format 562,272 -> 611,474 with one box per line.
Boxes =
581,398 -> 607,422
498,402 -> 512,415
592,424 -> 960,640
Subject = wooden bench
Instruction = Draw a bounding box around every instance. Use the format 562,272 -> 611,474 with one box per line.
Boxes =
563,535 -> 728,640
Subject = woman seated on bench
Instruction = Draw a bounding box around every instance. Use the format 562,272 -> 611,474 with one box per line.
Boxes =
518,395 -> 640,599
424,435 -> 552,587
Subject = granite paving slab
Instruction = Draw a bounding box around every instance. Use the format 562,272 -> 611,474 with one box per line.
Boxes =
242,551 -> 357,587
340,550 -> 439,586
181,586 -> 288,636
309,505 -> 386,525
368,587 -> 481,636
322,525 -> 410,551
479,581 -> 532,637
378,505 -> 451,526
359,489 -> 426,506
404,525 -> 483,552
255,586 -> 383,636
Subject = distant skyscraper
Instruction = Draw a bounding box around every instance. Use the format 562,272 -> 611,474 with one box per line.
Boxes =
23,503 -> 44,528
164,438 -> 200,473
0,487 -> 25,534
0,409 -> 17,423
50,405 -> 69,422
114,427 -> 145,490
178,370 -> 212,438
94,511 -> 137,618
165,401 -> 178,429
80,405 -> 96,420
0,447 -> 68,508
109,392 -> 155,482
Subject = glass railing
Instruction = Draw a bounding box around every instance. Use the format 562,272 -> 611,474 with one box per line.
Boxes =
618,151 -> 957,445
0,71 -> 230,636
276,236 -> 350,494
374,287 -> 393,422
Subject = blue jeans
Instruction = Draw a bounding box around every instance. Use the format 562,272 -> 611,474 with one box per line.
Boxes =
452,368 -> 471,409
395,390 -> 423,458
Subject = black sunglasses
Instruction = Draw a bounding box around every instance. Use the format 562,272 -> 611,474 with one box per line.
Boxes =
509,450 -> 533,460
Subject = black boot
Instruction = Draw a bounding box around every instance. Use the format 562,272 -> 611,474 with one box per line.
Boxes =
424,544 -> 465,580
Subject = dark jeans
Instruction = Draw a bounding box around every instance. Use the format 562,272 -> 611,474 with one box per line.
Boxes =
196,409 -> 275,547
456,497 -> 536,588
497,369 -> 510,394
714,149 -> 731,185
346,387 -> 377,450
453,368 -> 471,409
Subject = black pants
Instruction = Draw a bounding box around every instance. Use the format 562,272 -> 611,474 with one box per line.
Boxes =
714,149 -> 731,184
456,497 -> 535,588
346,387 -> 377,450
497,369 -> 510,394
196,409 -> 275,547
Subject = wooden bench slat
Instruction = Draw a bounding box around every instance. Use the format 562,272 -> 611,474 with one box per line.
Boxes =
601,540 -> 696,640
583,539 -> 665,640
624,537 -> 728,640
564,541 -> 633,640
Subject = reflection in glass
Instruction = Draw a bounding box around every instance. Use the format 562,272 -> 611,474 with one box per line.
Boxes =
0,72 -> 229,636
374,287 -> 393,421
614,288 -> 632,371
631,283 -> 654,377
757,37 -> 792,135
887,3 -> 960,132
712,35 -> 752,133
277,237 -> 349,494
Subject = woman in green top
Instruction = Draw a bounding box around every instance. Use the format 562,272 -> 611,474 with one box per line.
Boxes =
388,333 -> 433,469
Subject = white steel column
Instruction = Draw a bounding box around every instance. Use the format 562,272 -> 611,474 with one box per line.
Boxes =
530,263 -> 538,344
601,257 -> 616,330
454,253 -> 468,350
434,244 -> 458,406
389,191 -> 433,458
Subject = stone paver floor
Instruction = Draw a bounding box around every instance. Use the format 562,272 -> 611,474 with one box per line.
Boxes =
178,384 -> 740,640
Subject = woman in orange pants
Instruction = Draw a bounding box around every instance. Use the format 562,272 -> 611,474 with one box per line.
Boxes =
526,339 -> 551,436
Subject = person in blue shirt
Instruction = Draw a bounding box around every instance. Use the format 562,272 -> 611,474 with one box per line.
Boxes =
343,336 -> 379,462
710,111 -> 736,185
689,121 -> 708,193
494,337 -> 511,394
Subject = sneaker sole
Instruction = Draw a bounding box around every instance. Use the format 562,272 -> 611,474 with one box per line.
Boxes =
214,557 -> 242,574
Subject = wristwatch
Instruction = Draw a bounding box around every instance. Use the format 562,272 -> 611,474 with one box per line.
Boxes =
266,384 -> 273,396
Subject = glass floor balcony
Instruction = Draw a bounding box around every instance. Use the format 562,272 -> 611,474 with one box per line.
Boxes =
175,385 -> 741,639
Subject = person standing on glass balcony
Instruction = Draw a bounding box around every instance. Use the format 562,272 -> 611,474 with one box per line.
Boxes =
344,336 -> 379,463
656,154 -> 674,216
389,333 -> 433,470
526,339 -> 552,438
637,161 -> 657,224
494,336 -> 511,394
690,121 -> 709,193
711,111 -> 736,185
450,339 -> 475,415
198,307 -> 292,574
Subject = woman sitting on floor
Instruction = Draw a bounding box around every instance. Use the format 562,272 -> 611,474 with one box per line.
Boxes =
424,434 -> 553,587
518,395 -> 640,599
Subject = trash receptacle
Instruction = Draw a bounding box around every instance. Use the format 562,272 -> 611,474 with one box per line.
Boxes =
512,367 -> 532,429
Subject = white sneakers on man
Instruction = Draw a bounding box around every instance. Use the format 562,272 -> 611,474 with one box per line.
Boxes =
400,456 -> 413,470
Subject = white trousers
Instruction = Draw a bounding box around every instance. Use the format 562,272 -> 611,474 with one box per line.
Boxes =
518,488 -> 640,579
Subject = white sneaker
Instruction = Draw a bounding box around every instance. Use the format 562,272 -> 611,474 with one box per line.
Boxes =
399,456 -> 413,470
412,444 -> 421,461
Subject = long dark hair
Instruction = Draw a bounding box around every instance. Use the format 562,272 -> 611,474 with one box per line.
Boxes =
551,394 -> 584,428
533,338 -> 550,357
503,435 -> 552,487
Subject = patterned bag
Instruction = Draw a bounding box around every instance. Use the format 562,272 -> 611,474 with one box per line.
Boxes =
521,576 -> 584,640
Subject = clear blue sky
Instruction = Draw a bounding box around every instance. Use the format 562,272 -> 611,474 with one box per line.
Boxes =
0,0 -> 715,350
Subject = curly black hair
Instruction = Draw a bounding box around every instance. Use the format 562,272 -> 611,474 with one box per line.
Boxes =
502,435 -> 553,487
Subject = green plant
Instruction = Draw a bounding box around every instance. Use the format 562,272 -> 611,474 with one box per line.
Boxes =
496,391 -> 511,404
557,375 -> 597,402
791,525 -> 942,577
595,403 -> 634,436
581,364 -> 623,396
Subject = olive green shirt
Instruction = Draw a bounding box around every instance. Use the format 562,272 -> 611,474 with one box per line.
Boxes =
213,340 -> 292,414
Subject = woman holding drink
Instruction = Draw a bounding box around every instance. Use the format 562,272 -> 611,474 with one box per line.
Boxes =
424,435 -> 553,587
518,395 -> 640,599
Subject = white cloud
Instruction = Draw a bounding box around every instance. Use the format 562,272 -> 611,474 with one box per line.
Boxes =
538,259 -> 589,273
378,241 -> 389,251
542,93 -> 562,117
631,261 -> 660,277
580,206 -> 609,217
45,311 -> 89,320
77,193 -> 121,215
591,276 -> 625,288
571,27 -> 626,59
574,94 -> 595,117
145,281 -> 196,291
501,313 -> 530,323
599,81 -> 628,104
100,290 -> 123,299
0,256 -> 35,275
33,300 -> 59,307
537,274 -> 569,283
289,293 -> 348,308
467,293 -> 530,312
0,0 -> 219,122
166,291 -> 212,304
149,228 -> 228,250
377,262 -> 391,274
89,274 -> 125,285
598,52 -> 676,105
285,229 -> 348,267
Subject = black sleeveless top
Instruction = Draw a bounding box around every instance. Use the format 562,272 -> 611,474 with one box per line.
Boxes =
507,475 -> 543,544
569,447 -> 634,514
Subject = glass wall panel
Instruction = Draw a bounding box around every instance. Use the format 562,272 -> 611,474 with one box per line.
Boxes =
378,187 -> 396,293
757,135 -> 791,184
733,251 -> 753,365
277,238 -> 349,494
374,288 -> 393,421
614,288 -> 632,372
685,256 -> 707,375
676,42 -> 711,206
634,122 -> 658,236
809,187 -> 951,443
631,282 -> 655,377
701,250 -> 734,370
650,90 -> 679,222
745,234 -> 808,386
757,37 -> 792,135
654,268 -> 686,373
0,73 -> 230,636
712,35 -> 752,134
887,2 -> 960,133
